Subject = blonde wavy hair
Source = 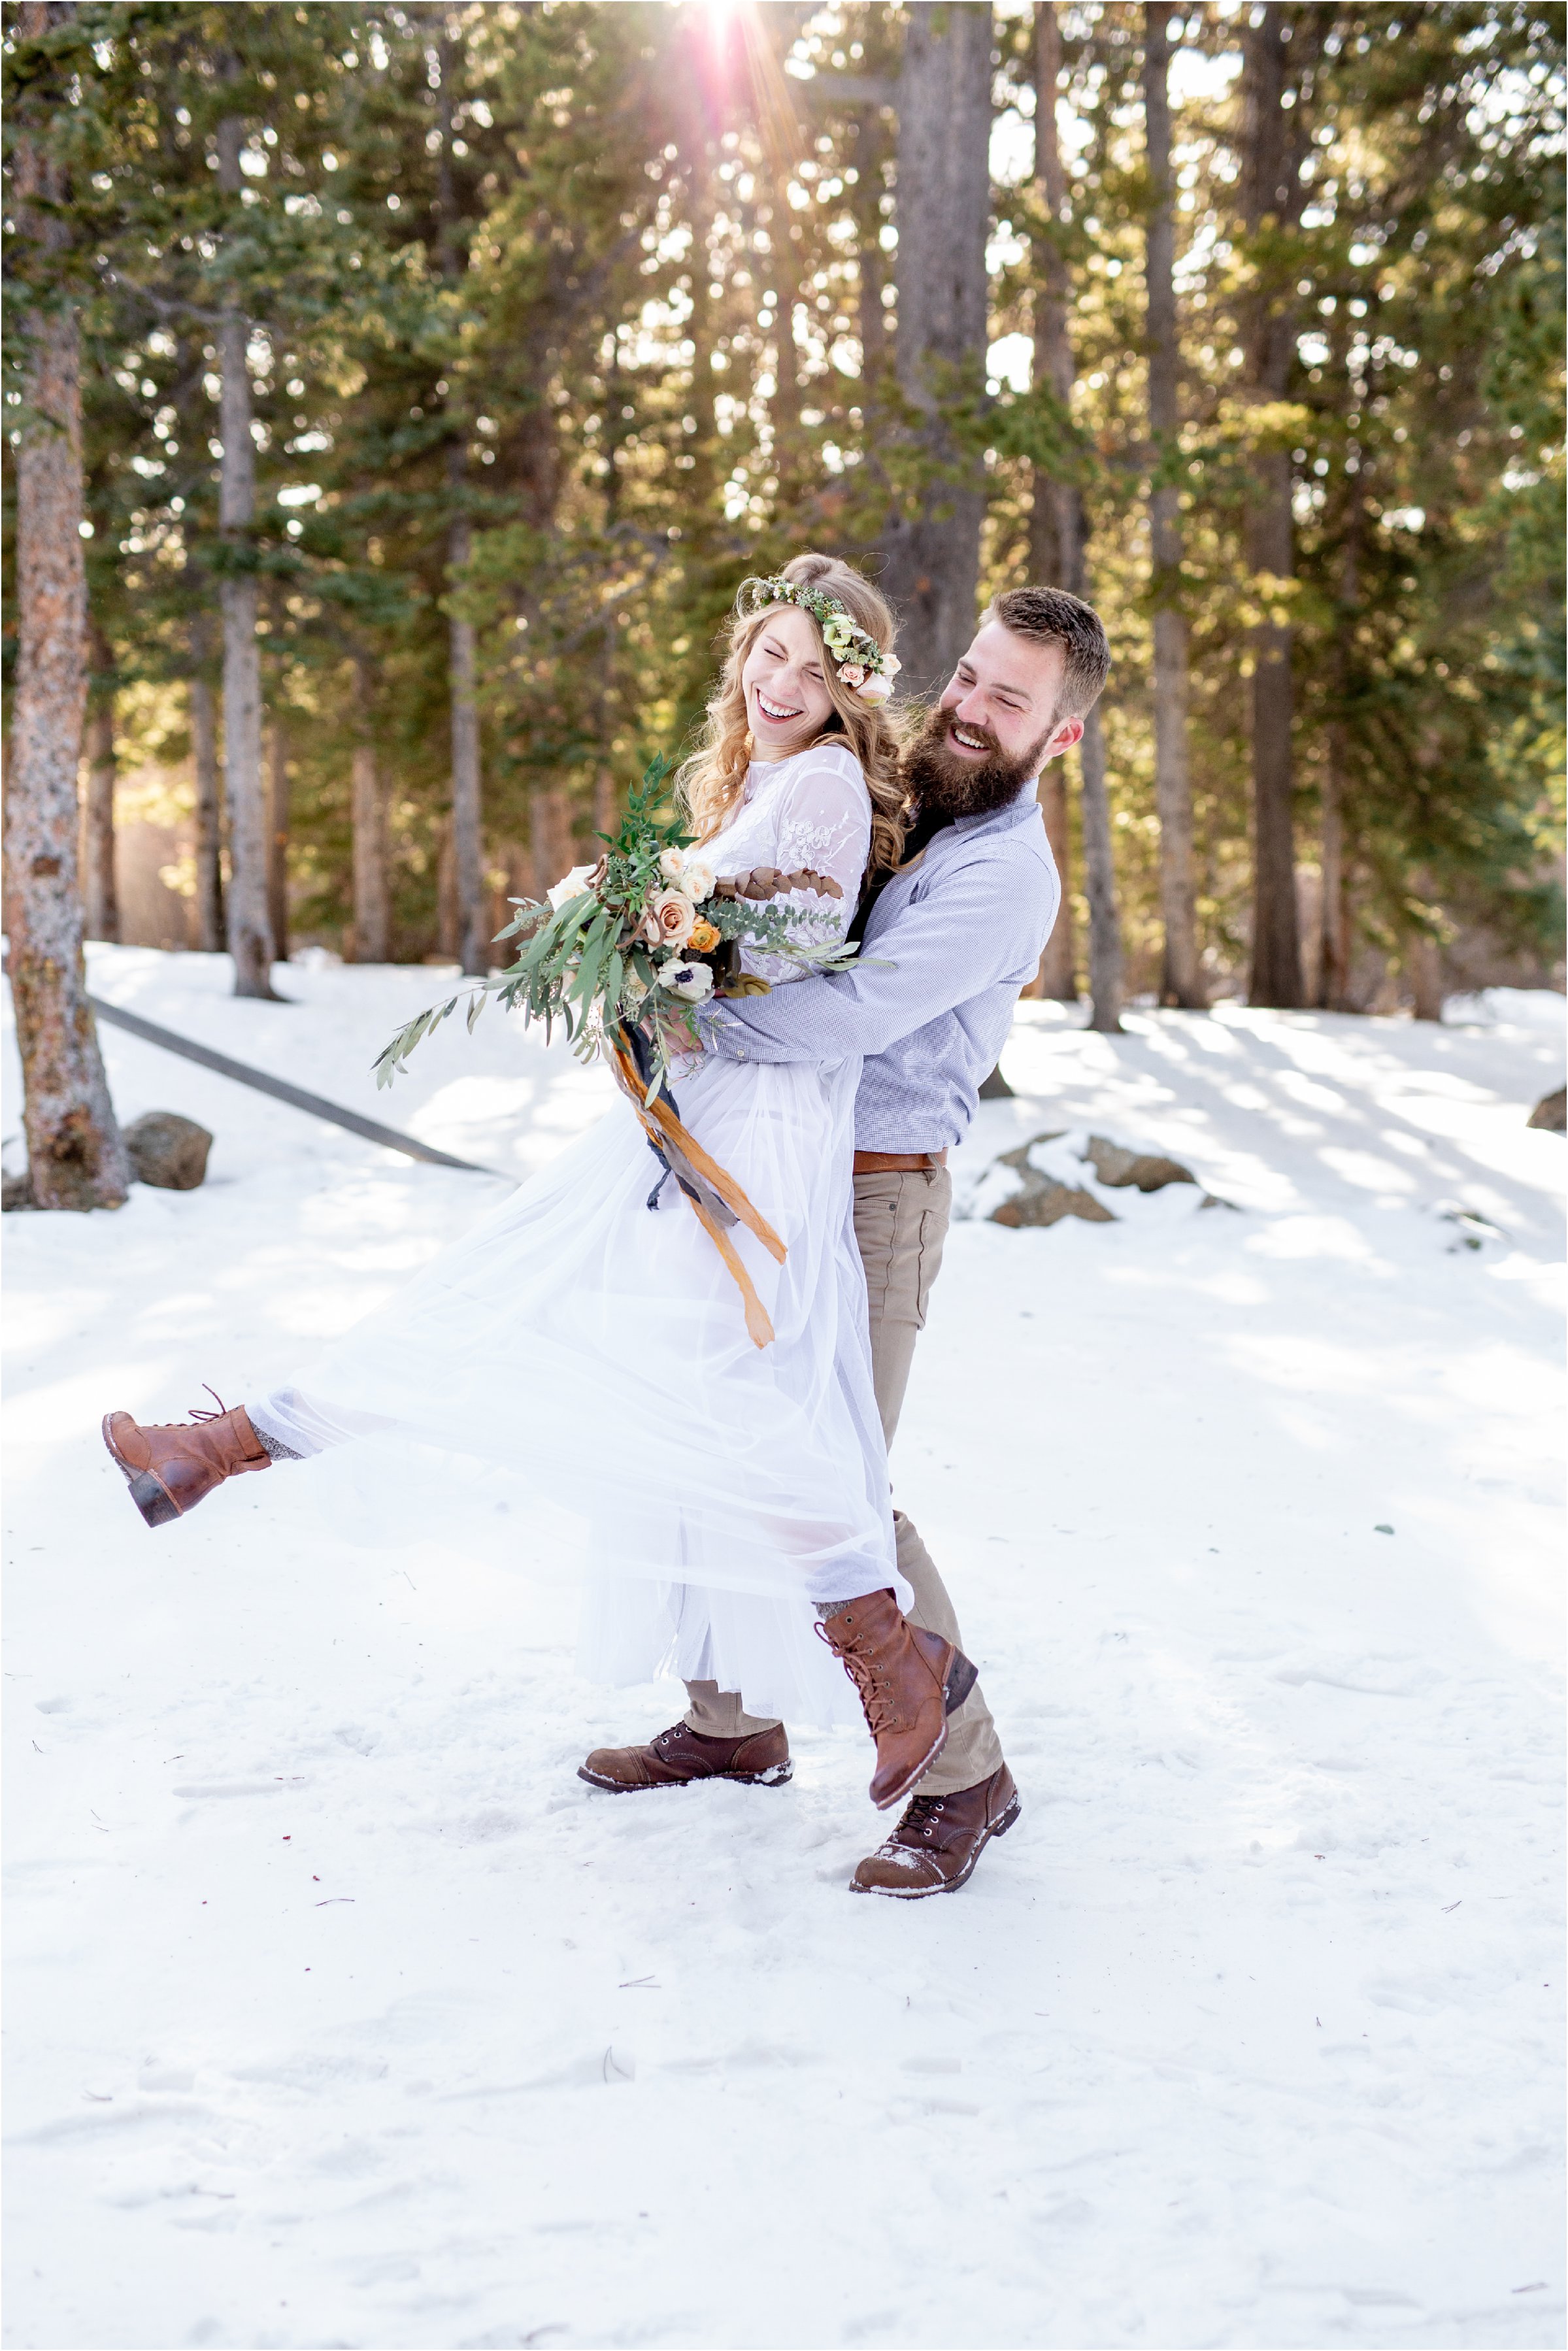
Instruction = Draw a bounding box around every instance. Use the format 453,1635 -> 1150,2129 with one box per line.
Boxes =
677,552 -> 907,880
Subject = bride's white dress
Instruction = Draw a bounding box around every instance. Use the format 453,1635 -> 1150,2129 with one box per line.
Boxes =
251,741 -> 902,1727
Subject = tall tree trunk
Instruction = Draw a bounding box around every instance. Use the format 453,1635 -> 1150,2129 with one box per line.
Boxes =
1029,4 -> 1120,1029
684,161 -> 718,514
771,286 -> 806,517
446,511 -> 486,976
530,786 -> 573,901
267,715 -> 290,965
1031,767 -> 1076,999
1319,739 -> 1348,1010
1078,706 -> 1124,1033
761,55 -> 806,503
189,617 -> 224,953
1144,1 -> 1203,1009
1409,926 -> 1444,1022
82,620 -> 118,944
854,109 -> 889,389
437,32 -> 486,980
1028,3 -> 1077,1001
1029,1 -> 1076,594
348,655 -> 390,963
774,285 -> 802,435
1242,4 -> 1304,1009
435,818 -> 459,961
6,0 -> 128,1211
216,108 -> 276,999
1320,502 -> 1358,1011
877,1 -> 993,694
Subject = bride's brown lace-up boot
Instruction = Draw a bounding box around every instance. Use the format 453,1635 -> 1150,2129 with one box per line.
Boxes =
816,1590 -> 978,1810
103,1392 -> 271,1527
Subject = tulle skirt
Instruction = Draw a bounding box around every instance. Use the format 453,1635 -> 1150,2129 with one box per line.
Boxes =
252,1052 -> 902,1726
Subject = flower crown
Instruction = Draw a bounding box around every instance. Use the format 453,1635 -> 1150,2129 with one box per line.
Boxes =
737,575 -> 901,708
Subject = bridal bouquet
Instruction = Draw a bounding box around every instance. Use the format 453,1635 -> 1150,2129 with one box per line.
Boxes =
371,759 -> 864,1347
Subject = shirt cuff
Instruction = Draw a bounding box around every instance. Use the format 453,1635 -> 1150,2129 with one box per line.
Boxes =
695,1003 -> 749,1061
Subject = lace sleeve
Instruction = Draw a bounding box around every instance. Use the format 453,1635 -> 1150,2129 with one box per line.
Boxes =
740,748 -> 873,984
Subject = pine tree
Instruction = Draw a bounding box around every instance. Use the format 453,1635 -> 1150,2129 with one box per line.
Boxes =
1143,0 -> 1202,1007
875,1 -> 995,695
3,0 -> 128,1210
1239,3 -> 1310,1008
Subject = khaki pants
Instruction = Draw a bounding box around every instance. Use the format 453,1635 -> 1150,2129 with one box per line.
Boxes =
683,1165 -> 1005,1797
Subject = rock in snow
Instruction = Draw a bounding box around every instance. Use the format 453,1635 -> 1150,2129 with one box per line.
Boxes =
124,1108 -> 214,1189
1083,1131 -> 1196,1190
985,1136 -> 1118,1227
967,1126 -> 1201,1227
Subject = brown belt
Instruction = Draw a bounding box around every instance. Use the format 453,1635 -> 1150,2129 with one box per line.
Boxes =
852,1148 -> 949,1173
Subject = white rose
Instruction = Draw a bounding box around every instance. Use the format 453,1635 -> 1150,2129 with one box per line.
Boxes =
657,956 -> 714,1003
658,847 -> 688,881
679,859 -> 716,901
547,863 -> 597,911
854,672 -> 893,707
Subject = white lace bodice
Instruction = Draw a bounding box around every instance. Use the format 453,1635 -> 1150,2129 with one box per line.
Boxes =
703,740 -> 872,984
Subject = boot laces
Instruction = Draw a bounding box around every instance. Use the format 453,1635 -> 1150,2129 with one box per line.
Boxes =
188,1384 -> 231,1426
896,1793 -> 947,1845
824,1636 -> 905,1739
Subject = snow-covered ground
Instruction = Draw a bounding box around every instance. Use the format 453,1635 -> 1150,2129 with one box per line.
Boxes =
5,946 -> 1564,2351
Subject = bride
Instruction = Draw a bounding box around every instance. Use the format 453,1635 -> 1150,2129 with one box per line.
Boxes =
103,554 -> 976,1813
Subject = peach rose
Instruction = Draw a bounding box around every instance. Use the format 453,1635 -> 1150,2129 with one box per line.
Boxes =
687,916 -> 721,953
854,672 -> 893,707
642,888 -> 697,949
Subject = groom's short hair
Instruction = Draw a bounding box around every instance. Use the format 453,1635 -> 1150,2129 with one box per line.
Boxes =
986,587 -> 1110,724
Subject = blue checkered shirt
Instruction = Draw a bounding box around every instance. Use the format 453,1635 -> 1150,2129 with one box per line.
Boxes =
698,780 -> 1060,1152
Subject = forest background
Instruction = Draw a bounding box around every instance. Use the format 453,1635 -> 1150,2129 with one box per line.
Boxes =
5,0 -> 1565,1036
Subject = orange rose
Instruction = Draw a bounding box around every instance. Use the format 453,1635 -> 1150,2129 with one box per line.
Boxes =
687,917 -> 721,953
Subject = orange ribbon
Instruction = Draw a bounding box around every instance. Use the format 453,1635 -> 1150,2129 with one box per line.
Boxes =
605,1027 -> 786,1350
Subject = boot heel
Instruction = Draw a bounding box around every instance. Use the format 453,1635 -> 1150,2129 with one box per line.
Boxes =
128,1471 -> 179,1529
943,1650 -> 979,1716
990,1792 -> 1022,1838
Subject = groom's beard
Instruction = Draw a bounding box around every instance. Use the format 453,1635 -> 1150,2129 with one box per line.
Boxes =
901,705 -> 1054,825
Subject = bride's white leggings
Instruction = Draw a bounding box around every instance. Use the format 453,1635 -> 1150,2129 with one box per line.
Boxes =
244,1391 -> 874,1615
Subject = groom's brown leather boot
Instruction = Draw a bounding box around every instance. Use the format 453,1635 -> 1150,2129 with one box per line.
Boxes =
103,1397 -> 271,1527
852,1763 -> 1020,1897
578,1720 -> 792,1792
816,1590 -> 978,1810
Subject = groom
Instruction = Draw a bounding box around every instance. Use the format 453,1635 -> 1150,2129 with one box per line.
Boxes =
580,586 -> 1111,1896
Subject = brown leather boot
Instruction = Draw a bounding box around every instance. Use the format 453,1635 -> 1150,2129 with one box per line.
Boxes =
102,1393 -> 271,1527
814,1590 -> 978,1811
578,1720 -> 792,1793
852,1763 -> 1020,1897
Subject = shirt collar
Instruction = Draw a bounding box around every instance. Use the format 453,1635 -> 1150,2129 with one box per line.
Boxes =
952,776 -> 1041,833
